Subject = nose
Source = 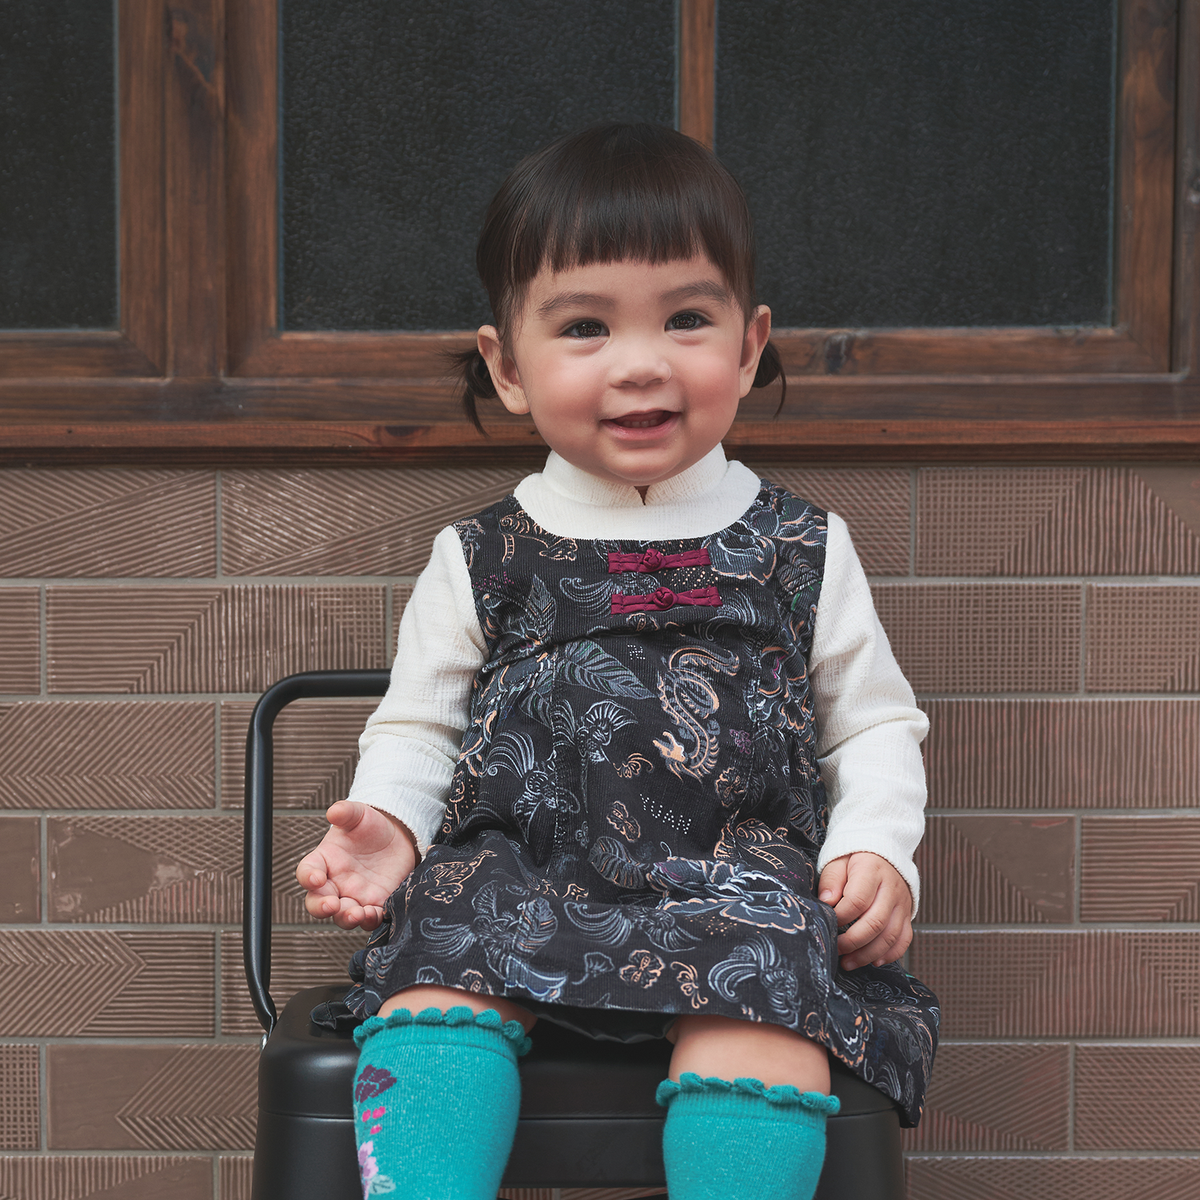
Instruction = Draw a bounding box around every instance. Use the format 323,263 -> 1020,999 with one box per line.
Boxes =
610,334 -> 671,388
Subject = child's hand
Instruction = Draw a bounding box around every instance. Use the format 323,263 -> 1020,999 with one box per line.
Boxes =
296,801 -> 417,931
817,852 -> 913,971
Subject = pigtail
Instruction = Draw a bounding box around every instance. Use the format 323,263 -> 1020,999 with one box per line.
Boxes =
448,347 -> 498,435
753,339 -> 788,415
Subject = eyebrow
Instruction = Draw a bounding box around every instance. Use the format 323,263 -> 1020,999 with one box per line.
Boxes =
534,278 -> 735,320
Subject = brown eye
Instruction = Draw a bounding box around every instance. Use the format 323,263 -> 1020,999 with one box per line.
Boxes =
668,312 -> 703,331
566,320 -> 606,338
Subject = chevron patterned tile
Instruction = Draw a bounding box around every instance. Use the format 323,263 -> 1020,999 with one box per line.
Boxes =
906,1157 -> 1200,1200
0,588 -> 39,694
221,466 -> 526,576
220,928 -> 368,1035
0,930 -> 214,1036
1075,1045 -> 1200,1149
1086,586 -> 1200,692
1080,817 -> 1200,922
915,816 -> 1074,924
47,585 -> 385,693
744,464 -> 910,575
0,1046 -> 39,1150
0,1156 -> 211,1199
0,701 -> 214,809
872,583 -> 1082,693
910,931 -> 1200,1038
48,1044 -> 257,1150
917,466 -> 1200,575
220,699 -> 376,809
901,1043 -> 1069,1151
48,814 -> 325,923
0,468 -> 215,577
220,1157 -> 252,1200
0,818 -> 39,922
923,698 -> 1200,809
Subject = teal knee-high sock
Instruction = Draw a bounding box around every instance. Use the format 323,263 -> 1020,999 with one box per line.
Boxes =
351,1006 -> 530,1200
657,1074 -> 840,1200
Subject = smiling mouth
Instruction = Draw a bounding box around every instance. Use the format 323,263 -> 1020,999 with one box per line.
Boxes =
608,410 -> 675,429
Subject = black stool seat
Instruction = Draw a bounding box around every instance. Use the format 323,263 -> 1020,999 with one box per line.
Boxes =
253,985 -> 904,1199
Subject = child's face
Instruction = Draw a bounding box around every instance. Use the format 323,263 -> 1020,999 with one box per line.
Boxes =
478,254 -> 770,490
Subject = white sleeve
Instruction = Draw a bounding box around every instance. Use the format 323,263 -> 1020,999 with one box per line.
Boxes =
811,513 -> 929,915
345,525 -> 486,854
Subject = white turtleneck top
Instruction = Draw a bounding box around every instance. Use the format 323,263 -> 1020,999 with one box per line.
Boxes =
347,446 -> 929,912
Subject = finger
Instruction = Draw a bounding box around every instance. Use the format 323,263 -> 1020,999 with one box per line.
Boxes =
325,799 -> 366,830
833,866 -> 879,925
836,897 -> 891,955
304,890 -> 340,919
295,852 -> 328,893
818,857 -> 849,906
359,905 -> 385,932
843,911 -> 910,970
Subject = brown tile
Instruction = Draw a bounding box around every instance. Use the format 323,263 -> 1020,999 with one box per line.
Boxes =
906,1157 -> 1200,1200
0,1157 -> 212,1200
47,585 -> 385,693
916,466 -> 1200,576
0,701 -> 214,809
0,468 -> 216,577
872,583 -> 1081,693
0,817 -> 39,922
1086,585 -> 1200,692
221,466 -> 526,576
48,1043 -> 256,1149
1,930 -> 214,1036
48,814 -> 324,923
220,1157 -> 252,1200
221,927 -> 367,1035
390,582 -> 414,660
1080,817 -> 1200,922
1075,1045 -> 1200,1149
924,698 -> 1200,809
0,588 -> 39,693
915,816 -> 1074,925
220,698 -> 377,809
0,1046 -> 39,1149
745,465 -> 911,575
909,931 -> 1200,1038
901,1042 -> 1069,1152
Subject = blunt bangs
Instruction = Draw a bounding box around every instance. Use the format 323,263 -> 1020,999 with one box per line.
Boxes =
477,124 -> 758,332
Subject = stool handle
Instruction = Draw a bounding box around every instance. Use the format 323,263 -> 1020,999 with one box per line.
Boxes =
243,669 -> 391,1036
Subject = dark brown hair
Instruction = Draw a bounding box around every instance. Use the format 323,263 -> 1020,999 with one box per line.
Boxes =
456,122 -> 785,432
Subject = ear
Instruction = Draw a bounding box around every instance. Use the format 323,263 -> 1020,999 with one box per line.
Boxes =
738,305 -> 772,397
477,325 -> 529,415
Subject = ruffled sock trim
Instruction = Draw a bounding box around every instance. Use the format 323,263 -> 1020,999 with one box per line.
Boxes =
656,1072 -> 840,1116
353,1004 -> 532,1056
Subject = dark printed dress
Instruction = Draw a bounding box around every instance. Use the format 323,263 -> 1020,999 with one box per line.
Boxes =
345,482 -> 939,1125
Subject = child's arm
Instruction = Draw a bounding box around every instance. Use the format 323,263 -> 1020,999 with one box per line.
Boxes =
297,801 -> 417,930
809,513 -> 928,958
296,526 -> 485,927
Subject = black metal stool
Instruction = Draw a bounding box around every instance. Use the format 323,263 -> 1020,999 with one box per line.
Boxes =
244,670 -> 906,1200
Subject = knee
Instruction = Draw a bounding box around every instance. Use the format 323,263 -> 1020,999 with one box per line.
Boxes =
378,984 -> 536,1032
668,1015 -> 831,1094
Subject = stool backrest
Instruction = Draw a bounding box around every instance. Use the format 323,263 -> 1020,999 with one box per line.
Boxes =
243,670 -> 390,1035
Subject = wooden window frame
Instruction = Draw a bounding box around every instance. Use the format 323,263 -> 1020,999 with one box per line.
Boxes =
0,0 -> 1197,463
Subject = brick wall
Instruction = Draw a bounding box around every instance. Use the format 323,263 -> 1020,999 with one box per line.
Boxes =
1,462 -> 1198,1199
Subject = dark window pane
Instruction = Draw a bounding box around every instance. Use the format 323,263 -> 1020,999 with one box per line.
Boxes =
281,1 -> 675,331
0,3 -> 117,329
717,0 -> 1114,328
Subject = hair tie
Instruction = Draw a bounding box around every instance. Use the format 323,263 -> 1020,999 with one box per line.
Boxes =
753,341 -> 788,415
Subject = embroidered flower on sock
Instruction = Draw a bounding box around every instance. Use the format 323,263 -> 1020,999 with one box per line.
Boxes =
360,1104 -> 386,1134
357,1139 -> 396,1195
354,1064 -> 397,1103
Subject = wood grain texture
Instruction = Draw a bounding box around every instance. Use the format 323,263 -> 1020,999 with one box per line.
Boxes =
678,0 -> 715,147
1116,0 -> 1177,367
1176,0 -> 1200,371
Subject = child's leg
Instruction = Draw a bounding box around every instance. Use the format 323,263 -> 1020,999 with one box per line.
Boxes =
352,986 -> 535,1200
658,1016 -> 839,1200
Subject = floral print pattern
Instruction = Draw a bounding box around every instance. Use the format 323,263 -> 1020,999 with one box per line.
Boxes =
345,484 -> 938,1125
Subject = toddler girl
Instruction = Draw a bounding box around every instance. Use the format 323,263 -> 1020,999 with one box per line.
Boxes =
298,122 -> 938,1200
